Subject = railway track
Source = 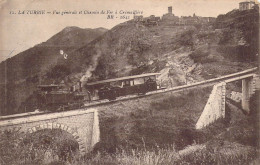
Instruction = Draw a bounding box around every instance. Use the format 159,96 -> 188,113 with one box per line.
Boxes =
0,67 -> 258,121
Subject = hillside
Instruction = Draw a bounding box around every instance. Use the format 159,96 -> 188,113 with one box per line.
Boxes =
43,27 -> 107,47
0,27 -> 107,115
0,26 -> 107,83
214,7 -> 259,62
0,6 -> 258,115
68,7 -> 258,84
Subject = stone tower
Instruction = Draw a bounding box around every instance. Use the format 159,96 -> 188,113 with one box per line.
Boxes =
168,6 -> 172,14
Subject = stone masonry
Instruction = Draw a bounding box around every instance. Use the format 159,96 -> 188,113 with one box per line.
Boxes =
196,73 -> 258,129
0,108 -> 100,155
196,82 -> 226,129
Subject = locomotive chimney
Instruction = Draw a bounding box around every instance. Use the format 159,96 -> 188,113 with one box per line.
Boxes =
78,81 -> 82,92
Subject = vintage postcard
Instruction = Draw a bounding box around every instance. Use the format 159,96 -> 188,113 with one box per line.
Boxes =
0,0 -> 259,164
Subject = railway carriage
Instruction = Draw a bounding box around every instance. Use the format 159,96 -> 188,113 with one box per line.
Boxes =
85,73 -> 161,101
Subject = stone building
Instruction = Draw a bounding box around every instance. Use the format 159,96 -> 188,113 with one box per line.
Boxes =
134,15 -> 144,22
162,6 -> 179,24
239,1 -> 256,11
134,14 -> 160,26
180,13 -> 216,25
197,16 -> 216,24
179,14 -> 199,25
142,15 -> 160,26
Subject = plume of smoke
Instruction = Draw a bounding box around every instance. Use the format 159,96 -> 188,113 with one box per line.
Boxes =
80,50 -> 102,82
60,50 -> 68,59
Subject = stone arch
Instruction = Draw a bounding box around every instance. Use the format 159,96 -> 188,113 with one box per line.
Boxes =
27,122 -> 86,155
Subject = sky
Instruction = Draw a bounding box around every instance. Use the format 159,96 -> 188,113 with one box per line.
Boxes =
0,0 -> 254,62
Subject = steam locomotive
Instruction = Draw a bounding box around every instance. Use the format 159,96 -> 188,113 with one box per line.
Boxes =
37,73 -> 160,111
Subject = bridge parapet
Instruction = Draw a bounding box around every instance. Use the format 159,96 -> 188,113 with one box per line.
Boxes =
0,108 -> 100,155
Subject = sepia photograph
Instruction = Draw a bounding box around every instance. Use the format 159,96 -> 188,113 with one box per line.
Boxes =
0,0 -> 259,164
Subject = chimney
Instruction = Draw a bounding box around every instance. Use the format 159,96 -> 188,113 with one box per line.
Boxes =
78,81 -> 82,92
168,6 -> 172,14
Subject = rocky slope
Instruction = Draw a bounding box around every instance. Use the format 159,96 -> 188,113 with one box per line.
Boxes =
72,7 -> 258,85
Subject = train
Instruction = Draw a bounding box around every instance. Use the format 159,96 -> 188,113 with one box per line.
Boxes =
37,73 -> 161,111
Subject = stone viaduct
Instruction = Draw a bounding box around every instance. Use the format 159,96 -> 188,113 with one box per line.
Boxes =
196,73 -> 259,129
0,108 -> 99,155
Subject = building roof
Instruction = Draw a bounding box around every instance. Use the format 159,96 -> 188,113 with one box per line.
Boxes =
37,84 -> 60,88
86,73 -> 160,86
239,1 -> 255,4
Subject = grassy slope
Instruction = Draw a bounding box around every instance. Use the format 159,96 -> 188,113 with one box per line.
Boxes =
0,86 -> 211,165
82,91 -> 259,165
94,87 -> 212,153
0,89 -> 258,165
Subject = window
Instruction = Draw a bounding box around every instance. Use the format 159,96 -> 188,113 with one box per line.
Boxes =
124,80 -> 130,87
111,81 -> 123,88
144,76 -> 156,82
130,80 -> 134,86
134,78 -> 145,85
